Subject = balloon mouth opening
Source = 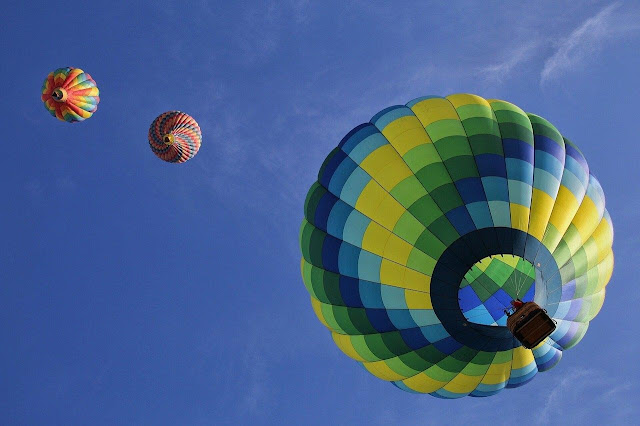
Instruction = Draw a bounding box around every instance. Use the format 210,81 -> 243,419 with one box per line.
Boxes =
51,88 -> 67,102
458,254 -> 536,327
163,133 -> 175,145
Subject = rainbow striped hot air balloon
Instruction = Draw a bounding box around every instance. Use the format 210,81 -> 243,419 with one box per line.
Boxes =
300,94 -> 613,398
148,111 -> 202,164
41,67 -> 99,123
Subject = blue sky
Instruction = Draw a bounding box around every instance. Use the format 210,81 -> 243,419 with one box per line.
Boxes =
2,1 -> 639,424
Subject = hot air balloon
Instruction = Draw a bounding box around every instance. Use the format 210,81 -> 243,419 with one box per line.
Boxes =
148,111 -> 202,163
300,94 -> 613,398
41,67 -> 99,123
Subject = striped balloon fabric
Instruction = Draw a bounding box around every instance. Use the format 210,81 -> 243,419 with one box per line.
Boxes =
300,94 -> 613,398
41,67 -> 100,123
148,111 -> 202,163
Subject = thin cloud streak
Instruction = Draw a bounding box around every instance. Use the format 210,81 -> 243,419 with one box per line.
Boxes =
480,40 -> 541,83
188,1 -> 640,268
235,0 -> 313,64
541,2 -> 640,84
537,368 -> 636,425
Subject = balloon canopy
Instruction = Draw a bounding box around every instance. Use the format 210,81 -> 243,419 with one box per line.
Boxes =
299,94 -> 613,398
41,67 -> 99,123
148,111 -> 202,164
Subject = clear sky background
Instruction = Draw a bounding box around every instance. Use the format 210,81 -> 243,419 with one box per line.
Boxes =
2,1 -> 639,425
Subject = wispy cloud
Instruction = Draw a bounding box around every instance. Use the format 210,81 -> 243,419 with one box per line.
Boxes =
235,0 -> 313,64
55,177 -> 77,193
241,346 -> 270,415
538,367 -> 636,425
24,176 -> 77,205
25,179 -> 44,201
189,1 -> 640,259
367,365 -> 638,426
541,2 -> 640,84
480,40 -> 541,84
538,368 -> 592,425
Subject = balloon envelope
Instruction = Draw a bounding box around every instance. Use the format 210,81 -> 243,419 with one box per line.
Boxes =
148,111 -> 202,163
41,67 -> 99,123
300,94 -> 613,398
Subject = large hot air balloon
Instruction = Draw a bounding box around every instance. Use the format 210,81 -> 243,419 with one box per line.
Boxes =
148,111 -> 202,163
300,94 -> 613,398
41,67 -> 99,123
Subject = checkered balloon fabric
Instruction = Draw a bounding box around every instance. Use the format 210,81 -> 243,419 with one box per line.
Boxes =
299,94 -> 613,398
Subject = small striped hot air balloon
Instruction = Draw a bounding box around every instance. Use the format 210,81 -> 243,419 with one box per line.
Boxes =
148,111 -> 202,164
41,67 -> 99,123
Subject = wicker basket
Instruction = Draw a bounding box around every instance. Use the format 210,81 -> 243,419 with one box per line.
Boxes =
506,302 -> 556,349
